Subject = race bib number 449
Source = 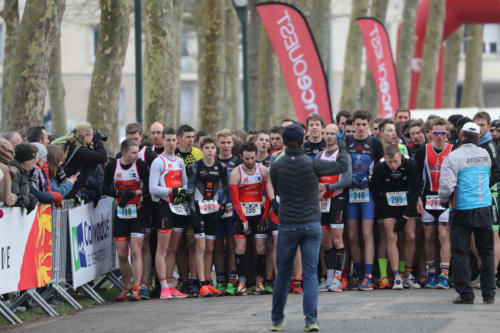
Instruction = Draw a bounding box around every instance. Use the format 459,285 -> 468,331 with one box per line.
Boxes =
117,204 -> 137,219
199,200 -> 219,215
386,192 -> 407,207
349,188 -> 370,203
242,202 -> 260,216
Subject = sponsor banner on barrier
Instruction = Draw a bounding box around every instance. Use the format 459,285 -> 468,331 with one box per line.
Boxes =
0,205 -> 53,294
68,197 -> 113,288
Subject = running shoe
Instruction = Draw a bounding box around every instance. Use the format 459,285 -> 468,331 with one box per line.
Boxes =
471,276 -> 481,289
208,285 -> 223,297
225,282 -> 236,296
292,281 -> 303,294
188,282 -> 199,297
169,286 -> 188,298
341,277 -> 349,290
264,281 -> 274,294
392,277 -> 403,290
404,275 -> 421,289
216,282 -> 226,293
318,280 -> 331,292
304,322 -> 320,332
319,277 -> 327,286
200,285 -> 212,297
128,289 -> 141,301
379,276 -> 391,289
115,289 -> 131,302
255,281 -> 267,295
328,278 -> 342,292
359,278 -> 374,291
349,279 -> 360,291
236,282 -> 247,296
160,287 -> 173,299
288,279 -> 295,292
425,272 -> 437,289
178,281 -> 190,295
139,286 -> 151,300
419,273 -> 427,287
271,320 -> 286,331
436,274 -> 449,289
247,285 -> 256,295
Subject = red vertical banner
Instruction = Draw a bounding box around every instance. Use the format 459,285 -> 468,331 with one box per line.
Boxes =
356,17 -> 400,118
256,3 -> 332,124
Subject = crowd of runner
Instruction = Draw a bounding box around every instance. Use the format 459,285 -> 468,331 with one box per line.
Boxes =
1,108 -> 499,303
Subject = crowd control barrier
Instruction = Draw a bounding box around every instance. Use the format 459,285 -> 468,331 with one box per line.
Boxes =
0,197 -> 121,325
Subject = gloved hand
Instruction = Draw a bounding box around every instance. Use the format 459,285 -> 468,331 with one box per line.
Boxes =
242,221 -> 250,235
215,205 -> 226,220
26,195 -> 37,215
271,198 -> 280,216
50,191 -> 63,204
394,216 -> 408,232
172,187 -> 188,205
117,189 -> 136,208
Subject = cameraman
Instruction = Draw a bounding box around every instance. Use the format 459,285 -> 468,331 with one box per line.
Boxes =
62,122 -> 107,199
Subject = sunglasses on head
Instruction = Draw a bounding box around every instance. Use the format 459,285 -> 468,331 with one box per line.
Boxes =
432,131 -> 447,136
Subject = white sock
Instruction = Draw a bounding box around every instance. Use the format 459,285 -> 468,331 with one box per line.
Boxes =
160,279 -> 169,289
326,269 -> 334,282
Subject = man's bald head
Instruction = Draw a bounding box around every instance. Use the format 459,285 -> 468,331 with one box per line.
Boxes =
150,122 -> 165,147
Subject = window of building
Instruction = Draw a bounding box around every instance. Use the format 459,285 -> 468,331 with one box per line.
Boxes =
483,24 -> 499,55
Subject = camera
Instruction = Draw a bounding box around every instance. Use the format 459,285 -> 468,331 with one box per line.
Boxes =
93,130 -> 108,142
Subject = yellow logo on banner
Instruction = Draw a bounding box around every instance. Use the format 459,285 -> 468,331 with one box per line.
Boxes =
36,205 -> 53,287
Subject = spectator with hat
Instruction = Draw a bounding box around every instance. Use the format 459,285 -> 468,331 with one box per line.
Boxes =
11,143 -> 38,213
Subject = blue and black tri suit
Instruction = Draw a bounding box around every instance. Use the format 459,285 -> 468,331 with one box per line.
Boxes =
216,155 -> 242,238
345,135 -> 384,221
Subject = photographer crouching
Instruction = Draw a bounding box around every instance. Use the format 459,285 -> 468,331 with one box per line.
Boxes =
62,122 -> 107,200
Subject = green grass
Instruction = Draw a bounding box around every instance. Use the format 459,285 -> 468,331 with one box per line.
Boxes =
0,285 -> 121,328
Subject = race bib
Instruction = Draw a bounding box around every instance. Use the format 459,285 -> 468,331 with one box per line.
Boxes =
349,188 -> 370,203
425,195 -> 445,211
199,200 -> 219,215
222,203 -> 233,218
386,192 -> 408,207
242,202 -> 260,217
117,204 -> 137,219
169,203 -> 189,216
319,198 -> 331,213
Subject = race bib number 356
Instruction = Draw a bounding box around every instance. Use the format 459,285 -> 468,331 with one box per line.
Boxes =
169,203 -> 189,216
117,204 -> 137,219
349,188 -> 370,203
386,192 -> 408,207
242,202 -> 260,216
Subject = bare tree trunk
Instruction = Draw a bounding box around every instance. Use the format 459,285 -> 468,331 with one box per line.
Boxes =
416,0 -> 446,109
87,0 -> 130,151
144,0 -> 182,130
247,0 -> 261,129
170,0 -> 184,128
339,0 -> 369,111
442,26 -> 464,108
194,0 -> 206,127
224,0 -> 242,129
0,0 -> 19,132
460,25 -> 484,108
49,33 -> 66,136
199,0 -> 225,133
396,0 -> 418,109
6,0 -> 65,137
308,0 -> 330,70
362,0 -> 388,118
256,26 -> 280,130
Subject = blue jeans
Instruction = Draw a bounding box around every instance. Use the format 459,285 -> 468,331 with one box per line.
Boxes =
271,222 -> 322,324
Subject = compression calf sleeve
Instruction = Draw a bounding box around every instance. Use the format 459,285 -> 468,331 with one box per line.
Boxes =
235,254 -> 246,282
256,254 -> 267,279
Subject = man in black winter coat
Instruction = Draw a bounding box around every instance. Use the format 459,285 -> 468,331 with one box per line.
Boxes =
269,124 -> 348,332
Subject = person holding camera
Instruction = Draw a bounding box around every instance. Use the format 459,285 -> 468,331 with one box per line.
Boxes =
47,145 -> 78,198
62,122 -> 107,199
